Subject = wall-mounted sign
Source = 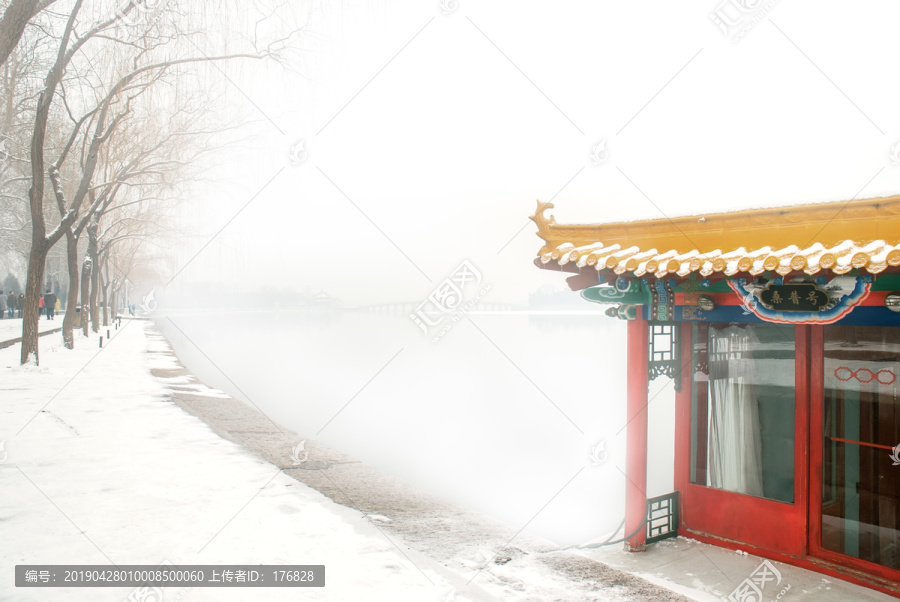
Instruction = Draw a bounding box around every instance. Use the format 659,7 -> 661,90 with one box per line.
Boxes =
759,282 -> 828,312
728,275 -> 872,325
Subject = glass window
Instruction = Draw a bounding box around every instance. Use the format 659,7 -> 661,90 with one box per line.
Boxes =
822,326 -> 900,570
691,323 -> 796,503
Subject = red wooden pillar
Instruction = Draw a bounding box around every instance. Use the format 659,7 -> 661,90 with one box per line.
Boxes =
673,322 -> 692,500
625,316 -> 649,552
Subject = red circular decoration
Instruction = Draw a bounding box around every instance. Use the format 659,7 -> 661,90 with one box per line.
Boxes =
834,367 -> 853,381
855,368 -> 875,383
876,369 -> 897,385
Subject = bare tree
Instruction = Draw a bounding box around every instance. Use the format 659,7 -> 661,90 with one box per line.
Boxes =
60,67 -> 242,343
0,0 -> 57,67
18,0 -> 293,363
20,1 -> 107,363
0,25 -> 50,279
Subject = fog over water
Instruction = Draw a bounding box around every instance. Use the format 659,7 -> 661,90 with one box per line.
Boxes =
155,308 -> 676,547
139,0 -> 900,553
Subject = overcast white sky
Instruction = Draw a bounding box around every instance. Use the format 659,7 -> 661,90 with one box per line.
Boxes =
145,0 -> 900,544
168,0 -> 900,305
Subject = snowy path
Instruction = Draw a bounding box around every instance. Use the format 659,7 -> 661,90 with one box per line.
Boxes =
0,321 -> 466,601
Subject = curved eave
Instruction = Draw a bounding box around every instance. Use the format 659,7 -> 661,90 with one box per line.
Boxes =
530,195 -> 900,280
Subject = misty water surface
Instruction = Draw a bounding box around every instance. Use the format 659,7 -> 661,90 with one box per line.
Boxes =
154,308 -> 675,547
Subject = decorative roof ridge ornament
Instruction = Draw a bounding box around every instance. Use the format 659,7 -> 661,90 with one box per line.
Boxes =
530,200 -> 556,241
529,194 -> 900,256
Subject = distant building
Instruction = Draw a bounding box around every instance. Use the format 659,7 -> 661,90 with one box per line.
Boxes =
310,290 -> 342,308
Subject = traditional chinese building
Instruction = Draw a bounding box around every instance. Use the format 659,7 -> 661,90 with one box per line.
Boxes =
531,195 -> 900,597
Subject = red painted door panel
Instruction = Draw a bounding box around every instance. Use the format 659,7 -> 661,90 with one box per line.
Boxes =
675,323 -> 809,556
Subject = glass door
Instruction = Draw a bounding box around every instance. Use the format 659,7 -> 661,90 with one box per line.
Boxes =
691,323 -> 797,502
812,325 -> 900,573
682,322 -> 808,555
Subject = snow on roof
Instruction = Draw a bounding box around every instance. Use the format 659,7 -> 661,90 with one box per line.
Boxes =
530,196 -> 900,278
540,238 -> 900,279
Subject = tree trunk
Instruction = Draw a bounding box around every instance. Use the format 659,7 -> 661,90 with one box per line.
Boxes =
18,0 -> 85,365
80,256 -> 91,338
0,0 -> 41,68
101,264 -> 109,327
110,285 -> 118,323
61,230 -> 79,348
21,84 -> 51,364
89,258 -> 100,333
20,243 -> 46,364
86,221 -> 99,333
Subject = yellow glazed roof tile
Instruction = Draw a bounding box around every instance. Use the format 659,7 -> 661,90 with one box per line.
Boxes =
531,196 -> 900,278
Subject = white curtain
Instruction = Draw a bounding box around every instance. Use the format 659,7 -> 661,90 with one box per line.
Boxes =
707,326 -> 764,497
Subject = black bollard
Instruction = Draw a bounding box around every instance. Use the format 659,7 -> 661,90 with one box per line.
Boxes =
99,336 -> 103,348
107,329 -> 110,339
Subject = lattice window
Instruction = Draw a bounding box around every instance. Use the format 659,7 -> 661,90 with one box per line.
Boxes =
646,491 -> 679,544
649,323 -> 681,392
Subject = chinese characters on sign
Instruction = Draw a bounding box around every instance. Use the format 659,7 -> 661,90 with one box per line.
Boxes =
759,283 -> 828,312
409,260 -> 491,342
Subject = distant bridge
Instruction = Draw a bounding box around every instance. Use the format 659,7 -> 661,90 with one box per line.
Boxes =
355,301 -> 523,315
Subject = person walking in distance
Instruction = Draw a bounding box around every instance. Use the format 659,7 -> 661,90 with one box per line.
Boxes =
7,291 -> 15,319
17,293 -> 24,318
0,292 -> 6,320
43,290 -> 57,320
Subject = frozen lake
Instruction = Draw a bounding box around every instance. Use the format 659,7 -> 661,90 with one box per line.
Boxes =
154,307 -> 675,547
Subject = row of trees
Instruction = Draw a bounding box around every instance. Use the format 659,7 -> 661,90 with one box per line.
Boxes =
0,0 -> 300,363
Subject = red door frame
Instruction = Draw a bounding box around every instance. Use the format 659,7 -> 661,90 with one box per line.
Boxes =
807,325 -> 900,584
674,321 -> 900,596
674,323 -> 810,556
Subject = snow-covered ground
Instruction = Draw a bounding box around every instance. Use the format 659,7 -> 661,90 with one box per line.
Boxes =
0,317 -> 61,345
4,318 -> 671,601
587,537 -> 897,602
1,319 -> 894,601
0,320 -> 461,601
